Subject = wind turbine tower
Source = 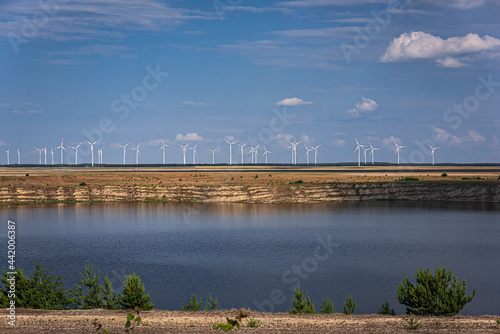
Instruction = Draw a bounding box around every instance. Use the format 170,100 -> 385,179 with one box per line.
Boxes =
98,147 -> 104,164
311,144 -> 321,164
178,143 -> 191,165
428,144 -> 440,165
262,146 -> 272,164
368,143 -> 380,165
17,148 -> 20,164
86,140 -> 99,166
208,147 -> 220,165
43,148 -> 47,165
189,143 -> 198,164
117,142 -> 131,165
158,139 -> 170,164
5,148 -> 9,165
55,139 -> 67,164
354,138 -> 366,167
130,143 -> 141,165
51,148 -> 54,165
304,144 -> 314,164
236,142 -> 248,164
34,147 -> 45,165
393,140 -> 406,165
288,140 -> 302,165
69,143 -> 82,165
224,139 -> 239,165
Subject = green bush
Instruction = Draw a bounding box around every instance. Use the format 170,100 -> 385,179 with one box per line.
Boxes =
119,273 -> 154,310
397,265 -> 475,316
1,264 -> 75,309
441,173 -> 448,177
103,274 -> 119,310
377,300 -> 396,315
182,293 -> 202,312
342,293 -> 356,315
288,285 -> 316,314
74,261 -> 103,309
320,295 -> 334,314
203,292 -> 220,311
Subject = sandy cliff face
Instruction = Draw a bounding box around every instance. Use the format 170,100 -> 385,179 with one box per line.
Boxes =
1,182 -> 499,204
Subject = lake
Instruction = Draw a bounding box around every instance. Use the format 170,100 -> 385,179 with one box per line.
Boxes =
1,201 -> 499,315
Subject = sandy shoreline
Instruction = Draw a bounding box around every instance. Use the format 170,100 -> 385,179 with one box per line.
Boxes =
2,309 -> 499,333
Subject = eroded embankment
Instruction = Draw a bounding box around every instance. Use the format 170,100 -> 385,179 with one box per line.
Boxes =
1,182 -> 499,204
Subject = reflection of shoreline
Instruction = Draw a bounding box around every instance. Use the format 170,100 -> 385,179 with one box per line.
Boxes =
0,182 -> 499,206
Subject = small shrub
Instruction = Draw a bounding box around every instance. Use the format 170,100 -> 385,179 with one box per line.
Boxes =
441,172 -> 447,177
404,314 -> 421,330
103,274 -> 118,310
320,295 -> 334,314
397,265 -> 475,316
182,293 -> 202,312
93,319 -> 109,334
397,177 -> 419,182
289,180 -> 304,184
246,318 -> 261,328
377,300 -> 396,315
79,182 -> 87,186
25,173 -> 29,177
497,175 -> 500,180
342,293 -> 356,315
288,285 -> 315,314
119,273 -> 154,310
125,306 -> 145,333
203,292 -> 220,311
74,261 -> 103,309
213,311 -> 247,332
254,174 -> 258,179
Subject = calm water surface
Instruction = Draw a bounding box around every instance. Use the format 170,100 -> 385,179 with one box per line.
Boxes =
0,201 -> 499,315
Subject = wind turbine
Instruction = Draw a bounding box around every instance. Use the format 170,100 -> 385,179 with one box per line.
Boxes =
248,145 -> 257,164
310,144 -> 321,164
208,147 -> 220,165
130,143 -> 141,165
368,143 -> 380,165
363,146 -> 369,165
34,147 -> 45,165
428,144 -> 440,165
5,148 -> 9,165
55,139 -> 67,164
354,138 -> 366,167
236,142 -> 248,164
43,148 -> 47,165
69,143 -> 82,165
262,146 -> 272,164
288,140 -> 302,165
178,143 -> 191,165
51,148 -> 54,165
158,139 -> 170,164
304,144 -> 314,164
97,147 -> 104,164
189,143 -> 198,164
394,140 -> 406,165
17,148 -> 20,164
117,142 -> 131,165
86,140 -> 99,166
224,139 -> 239,165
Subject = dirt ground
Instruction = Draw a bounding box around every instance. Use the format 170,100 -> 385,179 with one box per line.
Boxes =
2,309 -> 499,333
1,166 -> 499,188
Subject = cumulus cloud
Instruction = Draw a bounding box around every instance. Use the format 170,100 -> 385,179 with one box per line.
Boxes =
331,139 -> 347,147
182,101 -> 218,107
420,0 -> 489,9
275,97 -> 312,106
175,133 -> 204,142
300,134 -> 313,144
433,127 -> 486,145
382,136 -> 402,147
348,97 -> 378,116
274,133 -> 295,146
0,140 -> 9,146
380,32 -> 500,67
436,57 -> 467,68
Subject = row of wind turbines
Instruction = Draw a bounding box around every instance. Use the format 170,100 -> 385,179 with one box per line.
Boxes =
354,138 -> 440,166
3,137 -> 441,166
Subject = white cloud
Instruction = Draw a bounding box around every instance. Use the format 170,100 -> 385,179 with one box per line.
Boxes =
432,127 -> 486,145
300,134 -> 313,144
0,140 -> 9,147
275,97 -> 313,106
175,133 -> 205,142
348,97 -> 378,116
382,136 -> 402,147
182,101 -> 218,107
436,57 -> 467,68
380,32 -> 500,66
274,133 -> 295,146
224,135 -> 235,142
331,139 -> 347,147
278,0 -> 386,7
419,0 -> 489,9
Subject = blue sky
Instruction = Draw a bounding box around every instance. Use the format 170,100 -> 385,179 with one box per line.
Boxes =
1,0 -> 499,165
